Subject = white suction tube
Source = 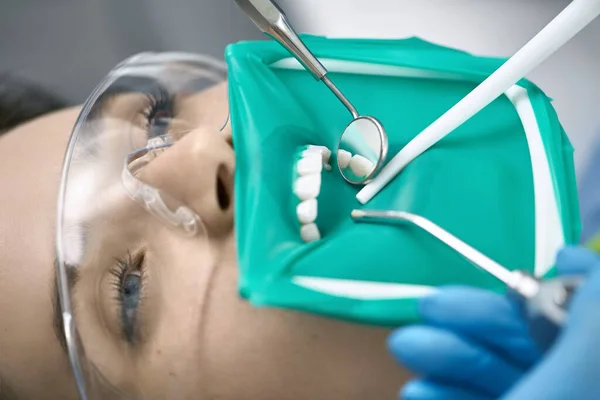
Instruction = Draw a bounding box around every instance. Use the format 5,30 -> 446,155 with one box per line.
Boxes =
357,0 -> 600,204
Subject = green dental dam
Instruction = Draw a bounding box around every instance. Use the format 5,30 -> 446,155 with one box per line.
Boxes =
225,35 -> 580,327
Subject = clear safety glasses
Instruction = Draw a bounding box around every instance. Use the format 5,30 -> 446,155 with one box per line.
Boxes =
55,52 -> 227,400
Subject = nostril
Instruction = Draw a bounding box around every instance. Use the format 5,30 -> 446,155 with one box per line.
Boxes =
216,164 -> 231,211
225,132 -> 234,149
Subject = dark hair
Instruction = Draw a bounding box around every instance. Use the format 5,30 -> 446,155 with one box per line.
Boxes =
0,74 -> 67,133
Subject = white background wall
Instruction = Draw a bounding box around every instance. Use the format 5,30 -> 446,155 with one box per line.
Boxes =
1,1 -> 598,173
285,0 -> 600,175
0,0 -> 263,102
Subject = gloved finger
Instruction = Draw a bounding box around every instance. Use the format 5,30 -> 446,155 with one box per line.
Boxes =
564,260 -> 600,336
419,286 -> 540,367
555,246 -> 599,275
401,379 -> 493,400
500,264 -> 600,400
388,325 -> 525,398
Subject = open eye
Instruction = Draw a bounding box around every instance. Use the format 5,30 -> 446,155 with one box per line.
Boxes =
121,270 -> 143,340
110,252 -> 146,343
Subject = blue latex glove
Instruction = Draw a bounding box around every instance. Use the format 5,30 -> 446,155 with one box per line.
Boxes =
579,135 -> 600,244
388,246 -> 600,400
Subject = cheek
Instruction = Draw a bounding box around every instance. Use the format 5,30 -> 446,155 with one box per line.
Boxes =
135,232 -> 225,396
192,259 -> 407,399
137,230 -> 407,400
149,232 -> 218,335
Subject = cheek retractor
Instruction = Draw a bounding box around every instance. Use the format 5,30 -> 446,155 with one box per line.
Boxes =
293,145 -> 332,243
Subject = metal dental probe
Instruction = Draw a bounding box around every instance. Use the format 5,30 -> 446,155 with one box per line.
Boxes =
351,209 -> 583,352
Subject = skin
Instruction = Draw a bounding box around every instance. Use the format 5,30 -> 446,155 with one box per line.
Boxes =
0,82 -> 410,399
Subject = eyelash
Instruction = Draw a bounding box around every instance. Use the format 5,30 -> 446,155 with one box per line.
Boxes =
142,89 -> 173,130
109,252 -> 146,342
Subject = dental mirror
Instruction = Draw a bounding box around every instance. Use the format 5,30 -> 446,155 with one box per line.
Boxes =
235,0 -> 389,184
337,116 -> 387,184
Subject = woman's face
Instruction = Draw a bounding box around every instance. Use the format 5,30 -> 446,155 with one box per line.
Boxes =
0,82 -> 408,399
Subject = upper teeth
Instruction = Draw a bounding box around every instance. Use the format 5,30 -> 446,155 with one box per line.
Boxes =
349,154 -> 375,177
297,198 -> 318,224
305,145 -> 332,171
297,153 -> 323,175
337,149 -> 352,169
307,145 -> 332,164
294,145 -> 331,243
337,150 -> 375,177
294,174 -> 321,201
300,223 -> 321,243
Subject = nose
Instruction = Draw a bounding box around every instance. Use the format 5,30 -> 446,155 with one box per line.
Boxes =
138,126 -> 235,237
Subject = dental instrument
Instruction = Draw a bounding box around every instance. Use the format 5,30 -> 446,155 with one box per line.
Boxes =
234,0 -> 388,185
390,246 -> 600,400
351,209 -> 582,352
357,0 -> 600,204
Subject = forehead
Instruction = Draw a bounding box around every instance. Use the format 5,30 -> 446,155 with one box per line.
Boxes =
0,107 -> 81,399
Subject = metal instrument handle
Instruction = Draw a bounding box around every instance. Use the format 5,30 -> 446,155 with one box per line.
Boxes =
234,0 -> 328,80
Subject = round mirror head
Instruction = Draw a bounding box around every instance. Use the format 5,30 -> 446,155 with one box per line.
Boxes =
337,116 -> 388,184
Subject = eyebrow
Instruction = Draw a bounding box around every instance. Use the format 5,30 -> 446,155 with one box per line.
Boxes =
52,258 -> 80,353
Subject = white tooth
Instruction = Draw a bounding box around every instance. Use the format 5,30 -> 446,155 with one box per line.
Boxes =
294,174 -> 321,200
302,148 -> 321,158
349,154 -> 375,177
297,198 -> 318,224
297,153 -> 323,175
308,145 -> 332,164
300,223 -> 321,243
337,149 -> 352,169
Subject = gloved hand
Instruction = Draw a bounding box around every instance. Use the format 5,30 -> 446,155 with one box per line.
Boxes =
578,136 -> 600,245
388,246 -> 600,400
